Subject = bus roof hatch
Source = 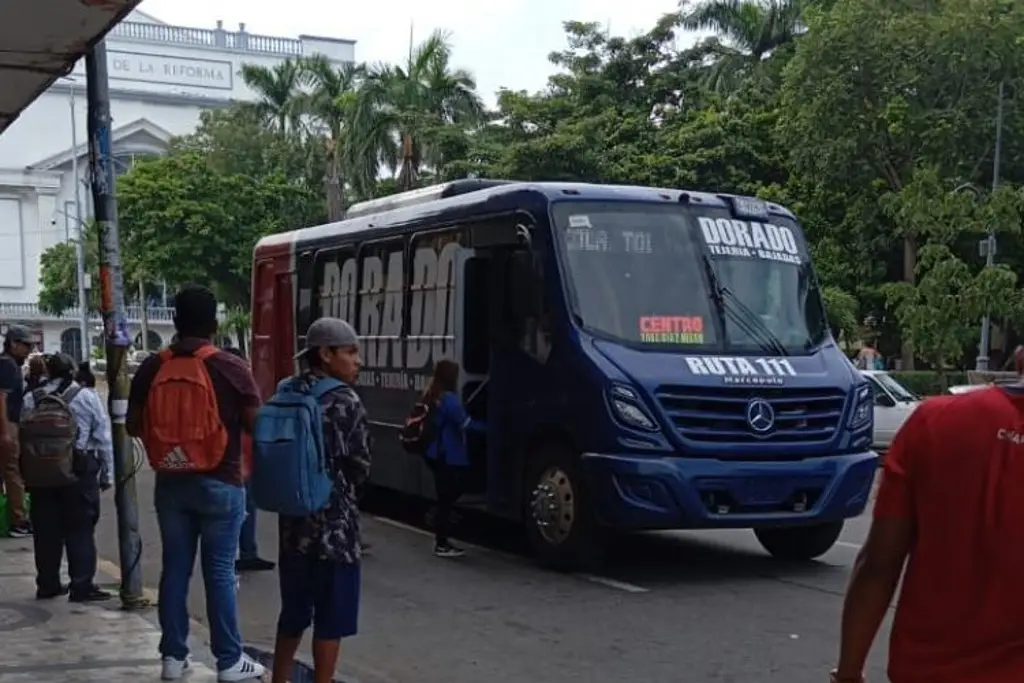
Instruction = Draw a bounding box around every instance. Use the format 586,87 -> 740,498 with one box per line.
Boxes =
343,179 -> 513,219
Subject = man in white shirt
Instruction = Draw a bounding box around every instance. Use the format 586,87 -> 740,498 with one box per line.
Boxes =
23,353 -> 113,602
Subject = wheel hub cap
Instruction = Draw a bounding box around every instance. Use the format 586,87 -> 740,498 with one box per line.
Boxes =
530,467 -> 575,546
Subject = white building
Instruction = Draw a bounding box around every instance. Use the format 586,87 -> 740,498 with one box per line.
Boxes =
0,9 -> 355,358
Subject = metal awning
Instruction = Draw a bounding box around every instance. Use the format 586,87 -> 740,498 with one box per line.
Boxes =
0,0 -> 143,135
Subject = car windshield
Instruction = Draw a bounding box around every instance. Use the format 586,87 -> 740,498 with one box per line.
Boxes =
874,373 -> 919,402
552,200 -> 829,354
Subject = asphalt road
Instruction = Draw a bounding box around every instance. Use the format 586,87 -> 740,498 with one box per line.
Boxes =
95,464 -> 888,683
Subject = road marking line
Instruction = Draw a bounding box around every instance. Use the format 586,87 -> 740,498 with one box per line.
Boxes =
835,541 -> 862,549
575,574 -> 650,593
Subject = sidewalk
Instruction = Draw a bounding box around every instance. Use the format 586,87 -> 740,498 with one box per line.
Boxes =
0,540 -> 219,682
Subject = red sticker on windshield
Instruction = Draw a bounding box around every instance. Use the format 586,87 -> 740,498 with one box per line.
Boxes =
639,316 -> 704,344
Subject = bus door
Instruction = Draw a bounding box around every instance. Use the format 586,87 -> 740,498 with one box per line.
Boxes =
453,247 -> 490,497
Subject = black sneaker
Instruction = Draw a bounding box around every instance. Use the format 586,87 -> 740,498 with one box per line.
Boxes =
235,557 -> 275,572
434,542 -> 465,558
69,586 -> 113,603
8,524 -> 32,538
36,585 -> 69,600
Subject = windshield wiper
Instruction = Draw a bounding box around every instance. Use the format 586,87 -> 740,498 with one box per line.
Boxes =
701,255 -> 790,357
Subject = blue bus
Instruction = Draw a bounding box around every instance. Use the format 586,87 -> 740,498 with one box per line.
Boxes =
252,180 -> 878,570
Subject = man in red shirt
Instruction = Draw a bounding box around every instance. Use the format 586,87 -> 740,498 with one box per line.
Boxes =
833,379 -> 1024,682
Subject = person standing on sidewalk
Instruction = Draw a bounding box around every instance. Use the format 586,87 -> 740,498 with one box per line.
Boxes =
832,371 -> 1024,682
222,347 -> 274,574
271,318 -> 370,683
128,286 -> 265,682
0,325 -> 35,538
22,353 -> 113,602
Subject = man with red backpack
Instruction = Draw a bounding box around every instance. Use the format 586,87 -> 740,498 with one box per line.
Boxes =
127,286 -> 265,682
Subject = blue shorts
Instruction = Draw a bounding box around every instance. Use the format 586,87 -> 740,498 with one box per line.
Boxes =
277,553 -> 361,641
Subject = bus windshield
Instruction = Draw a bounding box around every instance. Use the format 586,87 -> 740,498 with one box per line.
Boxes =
552,201 -> 829,355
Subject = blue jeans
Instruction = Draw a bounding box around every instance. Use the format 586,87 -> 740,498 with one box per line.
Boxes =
155,475 -> 245,671
238,483 -> 258,560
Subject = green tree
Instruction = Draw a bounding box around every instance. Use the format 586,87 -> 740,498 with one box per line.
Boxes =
38,220 -> 144,315
240,59 -> 305,132
118,151 -> 315,308
352,30 -> 485,194
680,0 -> 807,91
778,0 -> 1024,366
884,245 -> 1023,376
301,55 -> 364,218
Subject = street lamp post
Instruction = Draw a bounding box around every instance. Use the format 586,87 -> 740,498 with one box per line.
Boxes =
68,78 -> 90,362
976,80 -> 1006,372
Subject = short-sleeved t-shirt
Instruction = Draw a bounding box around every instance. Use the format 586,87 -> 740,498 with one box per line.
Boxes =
0,353 -> 24,423
877,387 -> 1024,683
128,338 -> 260,486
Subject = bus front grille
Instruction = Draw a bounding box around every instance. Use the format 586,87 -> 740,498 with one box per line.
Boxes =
654,385 -> 846,444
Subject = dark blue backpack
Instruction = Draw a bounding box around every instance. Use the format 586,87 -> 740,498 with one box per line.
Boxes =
250,376 -> 344,516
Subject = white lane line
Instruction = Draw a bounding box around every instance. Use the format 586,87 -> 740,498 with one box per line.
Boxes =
575,574 -> 651,593
370,515 -> 653,593
835,541 -> 862,549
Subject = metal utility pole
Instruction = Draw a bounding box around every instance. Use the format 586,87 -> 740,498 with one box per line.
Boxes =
139,278 -> 149,352
69,82 -> 90,362
976,79 -> 1005,372
86,42 -> 146,609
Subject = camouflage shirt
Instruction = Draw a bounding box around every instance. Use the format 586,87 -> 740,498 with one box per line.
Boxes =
278,372 -> 371,564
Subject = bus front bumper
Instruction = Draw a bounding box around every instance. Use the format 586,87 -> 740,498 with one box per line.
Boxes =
580,451 -> 878,531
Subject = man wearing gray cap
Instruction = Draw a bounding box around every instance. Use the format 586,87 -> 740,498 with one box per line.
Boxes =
0,325 -> 35,537
271,317 -> 370,683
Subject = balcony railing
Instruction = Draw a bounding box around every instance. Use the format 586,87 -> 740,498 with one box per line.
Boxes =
0,303 -> 175,323
110,21 -> 304,56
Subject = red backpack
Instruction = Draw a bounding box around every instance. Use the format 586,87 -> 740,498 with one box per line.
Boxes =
144,346 -> 228,473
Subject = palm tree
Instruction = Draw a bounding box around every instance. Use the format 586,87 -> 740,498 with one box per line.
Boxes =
240,59 -> 305,132
301,55 -> 365,219
350,30 -> 485,194
680,0 -> 807,91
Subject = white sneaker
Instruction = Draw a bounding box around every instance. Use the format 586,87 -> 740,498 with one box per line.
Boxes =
161,656 -> 192,680
217,653 -> 266,682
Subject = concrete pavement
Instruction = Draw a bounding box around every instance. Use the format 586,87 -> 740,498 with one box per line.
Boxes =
95,466 -> 890,683
0,539 -> 219,682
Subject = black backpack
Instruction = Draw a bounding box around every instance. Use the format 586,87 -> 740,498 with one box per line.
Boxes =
399,401 -> 439,455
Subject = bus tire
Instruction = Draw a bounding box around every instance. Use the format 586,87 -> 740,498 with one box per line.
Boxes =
523,442 -> 607,572
754,521 -> 844,561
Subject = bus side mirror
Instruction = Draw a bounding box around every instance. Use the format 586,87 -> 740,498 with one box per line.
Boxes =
474,218 -> 533,249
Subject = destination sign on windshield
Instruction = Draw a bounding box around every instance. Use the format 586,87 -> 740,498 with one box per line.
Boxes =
697,216 -> 801,265
565,214 -> 652,254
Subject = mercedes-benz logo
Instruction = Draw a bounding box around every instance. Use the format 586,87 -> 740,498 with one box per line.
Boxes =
745,398 -> 775,433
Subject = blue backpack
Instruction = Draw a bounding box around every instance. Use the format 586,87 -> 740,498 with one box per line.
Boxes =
250,376 -> 344,516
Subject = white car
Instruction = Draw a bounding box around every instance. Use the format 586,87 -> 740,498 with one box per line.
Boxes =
860,370 -> 922,452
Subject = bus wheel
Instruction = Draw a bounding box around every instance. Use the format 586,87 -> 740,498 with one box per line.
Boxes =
524,443 -> 606,572
754,521 -> 844,561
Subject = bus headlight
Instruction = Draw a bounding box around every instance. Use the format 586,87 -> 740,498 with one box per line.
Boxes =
608,385 -> 658,431
848,384 -> 872,429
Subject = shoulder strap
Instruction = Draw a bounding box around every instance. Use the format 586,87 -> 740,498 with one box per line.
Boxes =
310,377 -> 345,399
62,386 -> 84,407
193,345 -> 219,361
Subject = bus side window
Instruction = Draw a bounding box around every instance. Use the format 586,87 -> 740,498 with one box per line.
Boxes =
508,250 -> 551,363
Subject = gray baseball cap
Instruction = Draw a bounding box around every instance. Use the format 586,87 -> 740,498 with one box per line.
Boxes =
295,317 -> 359,359
5,325 -> 34,345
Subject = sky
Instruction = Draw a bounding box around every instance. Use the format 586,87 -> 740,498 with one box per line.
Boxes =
137,0 -> 699,106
